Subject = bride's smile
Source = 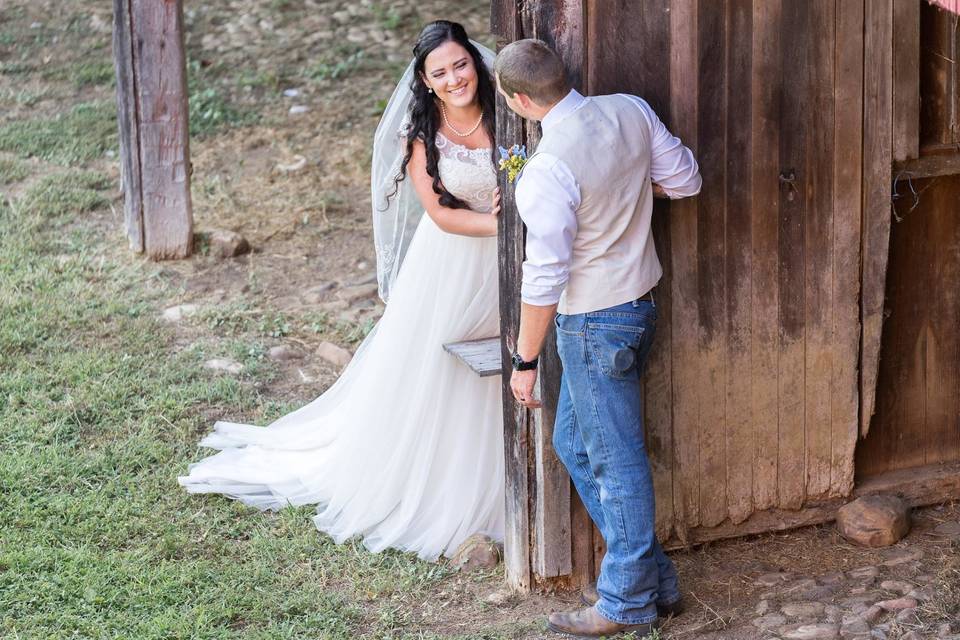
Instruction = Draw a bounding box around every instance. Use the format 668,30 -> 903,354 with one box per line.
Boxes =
421,40 -> 480,110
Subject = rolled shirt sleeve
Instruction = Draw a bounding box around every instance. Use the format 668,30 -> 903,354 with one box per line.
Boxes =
620,94 -> 702,198
514,153 -> 581,306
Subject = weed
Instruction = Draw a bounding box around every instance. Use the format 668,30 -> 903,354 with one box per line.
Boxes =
258,311 -> 291,338
71,60 -> 115,88
305,50 -> 365,83
188,59 -> 259,136
0,101 -> 117,165
19,171 -> 111,218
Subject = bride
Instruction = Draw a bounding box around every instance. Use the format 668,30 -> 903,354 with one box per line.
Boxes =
179,21 -> 504,561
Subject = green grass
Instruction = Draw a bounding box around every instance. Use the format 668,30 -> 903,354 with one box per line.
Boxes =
188,59 -> 260,137
0,169 -> 466,640
0,101 -> 117,165
0,157 -> 29,184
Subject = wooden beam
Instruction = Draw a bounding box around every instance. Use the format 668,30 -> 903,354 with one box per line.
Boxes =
112,0 -> 193,260
892,0 -> 921,162
442,337 -> 501,377
493,0 -> 532,593
665,461 -> 960,549
893,153 -> 960,179
860,0 -> 894,438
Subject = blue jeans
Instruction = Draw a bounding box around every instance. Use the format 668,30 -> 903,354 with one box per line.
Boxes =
553,297 -> 681,625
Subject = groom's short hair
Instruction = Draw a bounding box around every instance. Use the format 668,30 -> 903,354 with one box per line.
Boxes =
495,39 -> 571,106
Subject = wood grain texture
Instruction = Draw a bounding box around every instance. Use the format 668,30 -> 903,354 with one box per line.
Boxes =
442,337 -> 502,377
861,0 -> 894,438
130,0 -> 193,260
695,0 -> 729,528
112,0 -> 144,253
857,176 -> 960,478
668,0 -> 700,539
919,2 -> 959,150
830,0 -> 864,498
894,153 -> 960,178
892,0 -> 920,162
749,0 -> 781,513
494,0 -> 531,591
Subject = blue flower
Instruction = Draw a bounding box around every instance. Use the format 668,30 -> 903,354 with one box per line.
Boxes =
498,146 -> 510,160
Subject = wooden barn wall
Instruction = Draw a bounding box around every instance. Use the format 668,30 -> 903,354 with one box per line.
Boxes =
857,176 -> 960,478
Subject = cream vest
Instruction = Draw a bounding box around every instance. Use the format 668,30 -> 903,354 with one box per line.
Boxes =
534,95 -> 661,315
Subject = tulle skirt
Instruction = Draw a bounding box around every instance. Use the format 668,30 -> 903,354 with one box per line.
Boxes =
178,214 -> 505,561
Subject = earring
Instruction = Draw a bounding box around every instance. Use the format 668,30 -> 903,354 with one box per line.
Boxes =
428,88 -> 433,94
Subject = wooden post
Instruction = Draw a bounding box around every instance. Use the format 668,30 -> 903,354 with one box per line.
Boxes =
112,0 -> 193,259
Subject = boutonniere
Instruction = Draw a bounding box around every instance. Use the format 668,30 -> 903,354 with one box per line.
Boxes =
498,144 -> 528,183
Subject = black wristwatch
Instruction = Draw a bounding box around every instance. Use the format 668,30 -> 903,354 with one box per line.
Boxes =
511,352 -> 539,371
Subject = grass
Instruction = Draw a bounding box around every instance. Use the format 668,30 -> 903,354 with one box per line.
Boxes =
0,179 -> 469,638
188,59 -> 260,137
0,101 -> 117,165
0,157 -> 30,184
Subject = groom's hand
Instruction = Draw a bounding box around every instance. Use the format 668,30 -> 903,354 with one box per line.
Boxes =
510,369 -> 541,409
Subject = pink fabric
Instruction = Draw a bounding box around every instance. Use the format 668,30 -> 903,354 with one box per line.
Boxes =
927,0 -> 959,14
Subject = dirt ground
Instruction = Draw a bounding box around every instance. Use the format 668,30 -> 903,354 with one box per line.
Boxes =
2,0 -> 958,638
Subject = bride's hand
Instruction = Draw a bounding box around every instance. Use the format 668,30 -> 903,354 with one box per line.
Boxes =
490,187 -> 501,217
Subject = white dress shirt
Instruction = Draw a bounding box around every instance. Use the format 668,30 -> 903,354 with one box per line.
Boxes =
515,90 -> 701,306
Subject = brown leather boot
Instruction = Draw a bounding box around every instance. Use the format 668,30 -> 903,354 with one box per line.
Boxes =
547,605 -> 659,638
580,583 -> 686,618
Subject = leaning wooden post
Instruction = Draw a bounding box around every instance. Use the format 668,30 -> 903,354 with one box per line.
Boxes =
112,0 -> 193,259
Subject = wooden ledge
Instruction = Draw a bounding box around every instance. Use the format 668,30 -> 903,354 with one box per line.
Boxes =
893,153 -> 960,179
443,337 -> 502,377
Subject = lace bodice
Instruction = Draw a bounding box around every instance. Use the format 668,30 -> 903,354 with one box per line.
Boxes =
435,133 -> 496,213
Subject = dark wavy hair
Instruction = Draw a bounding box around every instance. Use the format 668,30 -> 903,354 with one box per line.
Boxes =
391,21 -> 497,210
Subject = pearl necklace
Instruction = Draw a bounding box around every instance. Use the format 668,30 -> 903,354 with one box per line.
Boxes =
439,101 -> 483,138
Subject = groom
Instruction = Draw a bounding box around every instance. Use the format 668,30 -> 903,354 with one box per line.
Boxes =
495,40 -> 702,637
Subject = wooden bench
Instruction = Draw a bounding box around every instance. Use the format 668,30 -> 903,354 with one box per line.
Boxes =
443,337 -> 502,377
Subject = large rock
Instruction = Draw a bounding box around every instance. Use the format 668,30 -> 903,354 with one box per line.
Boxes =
316,342 -> 352,368
450,534 -> 500,572
204,229 -> 251,258
836,495 -> 910,547
204,358 -> 243,374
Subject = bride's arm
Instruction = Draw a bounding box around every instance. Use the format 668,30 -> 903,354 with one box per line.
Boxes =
408,140 -> 499,237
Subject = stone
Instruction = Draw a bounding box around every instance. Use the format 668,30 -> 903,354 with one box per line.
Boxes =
899,632 -> 921,640
849,603 -> 870,615
203,358 -> 243,374
781,623 -> 840,639
819,572 -> 846,585
755,572 -> 793,586
207,229 -> 251,258
938,623 -> 954,636
869,630 -> 886,640
297,369 -> 315,383
839,618 -> 870,638
894,607 -> 918,623
906,586 -> 933,602
879,580 -> 914,595
862,605 -> 884,624
162,304 -> 200,322
450,534 -> 500,572
274,154 -> 307,174
755,600 -> 771,615
336,283 -> 379,304
289,105 -> 310,115
316,342 -> 352,368
318,299 -> 349,313
875,596 -> 917,611
824,605 -> 842,622
881,548 -> 922,566
268,345 -> 304,361
848,566 -> 881,581
483,590 -> 514,606
752,614 -> 787,629
836,495 -> 910,547
933,520 -> 960,539
782,602 -> 826,618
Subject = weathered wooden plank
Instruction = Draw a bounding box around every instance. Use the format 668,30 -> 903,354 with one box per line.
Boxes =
494,0 -> 531,592
695,0 -> 729,528
803,0 -> 836,502
749,0 -> 781,514
569,489 -> 595,589
861,0 -> 894,437
830,0 -> 864,498
523,0 -> 583,583
723,0 -> 754,526
112,0 -> 144,253
893,153 -> 960,179
892,0 -> 920,162
919,1 -> 960,150
668,0 -> 700,537
665,461 -> 960,550
130,0 -> 193,260
776,0 -> 809,510
443,337 -> 502,377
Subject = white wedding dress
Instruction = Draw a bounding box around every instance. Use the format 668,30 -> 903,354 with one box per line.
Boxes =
179,133 -> 504,561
